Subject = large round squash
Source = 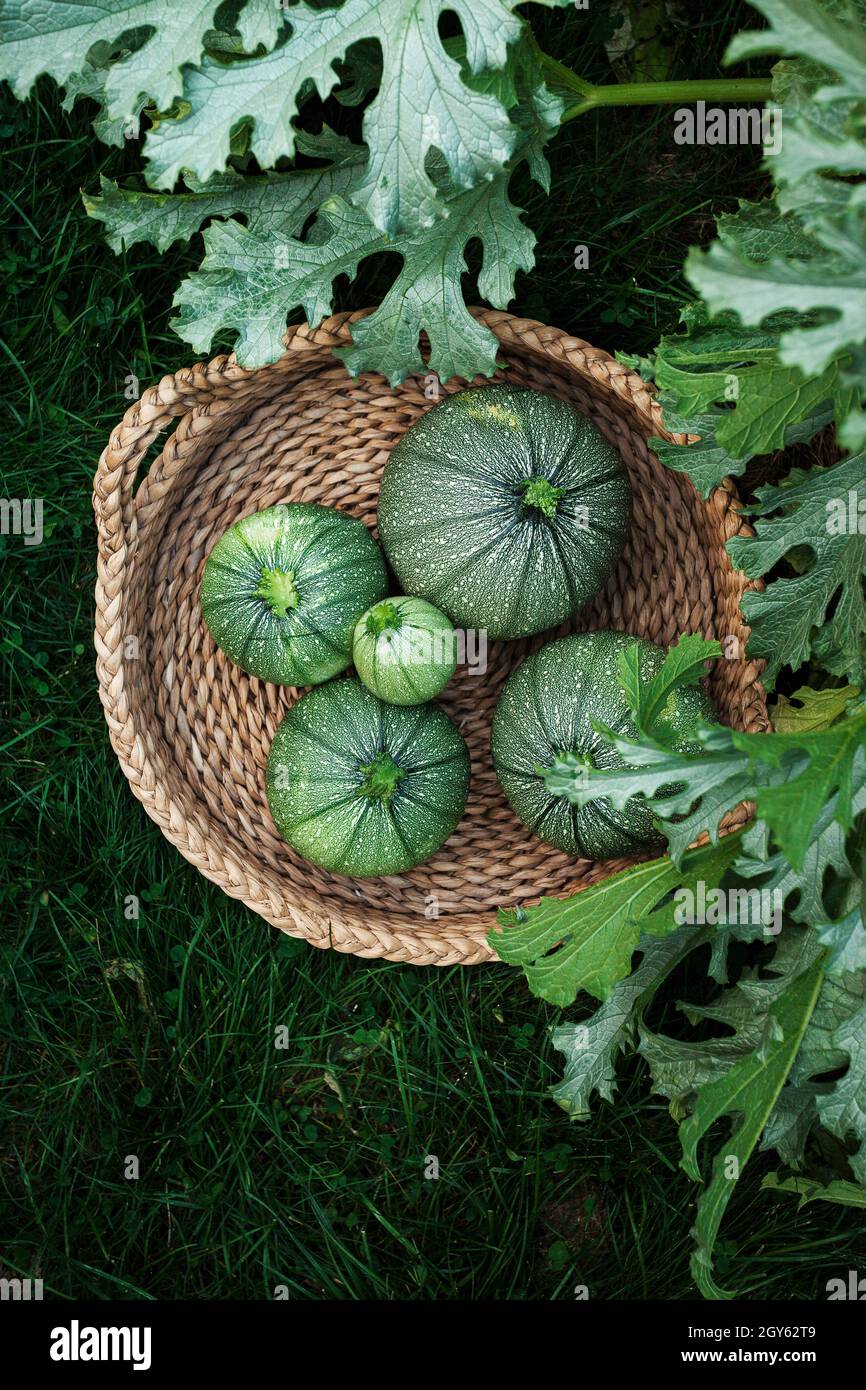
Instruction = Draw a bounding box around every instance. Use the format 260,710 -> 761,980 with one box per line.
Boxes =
376,385 -> 631,640
490,631 -> 715,859
266,677 -> 470,877
200,503 -> 388,686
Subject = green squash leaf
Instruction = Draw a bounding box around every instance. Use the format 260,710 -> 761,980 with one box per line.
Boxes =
141,0 -> 553,235
546,724 -> 753,866
656,1 -> 866,487
158,37 -> 557,377
550,926 -> 712,1119
61,48 -> 150,147
640,928 -> 822,1115
84,132 -> 366,253
170,163 -> 536,378
27,0 -> 563,382
816,997 -> 866,1181
616,632 -> 721,737
736,782 -> 866,926
772,683 -> 860,733
679,0 -> 866,445
728,456 -> 866,688
651,404 -> 753,500
686,219 -> 866,381
640,927 -> 866,1187
761,1173 -> 866,1208
650,307 -> 848,492
726,0 -> 866,108
237,0 -> 289,53
816,908 -> 866,974
336,164 -> 536,384
0,0 -> 221,118
549,635 -> 866,886
490,836 -> 740,1006
679,953 -> 825,1299
736,704 -> 866,870
171,197 -> 381,366
757,948 -> 866,1171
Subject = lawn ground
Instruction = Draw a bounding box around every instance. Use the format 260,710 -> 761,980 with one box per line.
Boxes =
2,2 -> 864,1299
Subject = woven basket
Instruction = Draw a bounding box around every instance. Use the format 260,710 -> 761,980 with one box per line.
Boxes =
94,309 -> 768,966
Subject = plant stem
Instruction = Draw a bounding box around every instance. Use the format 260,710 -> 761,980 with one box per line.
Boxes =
529,39 -> 772,123
365,600 -> 403,636
560,77 -> 773,122
520,476 -> 566,520
255,567 -> 299,618
357,751 -> 405,806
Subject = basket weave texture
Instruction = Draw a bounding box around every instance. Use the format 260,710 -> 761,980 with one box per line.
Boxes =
94,309 -> 768,966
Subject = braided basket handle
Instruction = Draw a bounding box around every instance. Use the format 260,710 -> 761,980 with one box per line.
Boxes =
91,313 -> 374,554
95,361 -> 224,554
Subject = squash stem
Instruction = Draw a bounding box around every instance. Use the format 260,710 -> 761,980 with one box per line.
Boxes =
357,751 -> 406,806
256,567 -> 299,618
558,77 -> 773,122
526,28 -> 772,122
520,476 -> 566,520
366,600 -> 403,636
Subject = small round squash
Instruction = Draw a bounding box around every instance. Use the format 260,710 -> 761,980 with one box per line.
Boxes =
266,678 -> 470,877
352,596 -> 457,705
200,503 -> 388,686
491,630 -> 715,859
376,385 -> 631,640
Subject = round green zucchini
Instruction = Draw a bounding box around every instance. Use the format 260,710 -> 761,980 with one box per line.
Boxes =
266,677 -> 470,877
490,630 -> 715,859
200,503 -> 388,686
352,596 -> 457,705
376,385 -> 631,640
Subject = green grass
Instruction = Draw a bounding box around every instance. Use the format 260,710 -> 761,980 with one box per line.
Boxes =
2,5 -> 865,1300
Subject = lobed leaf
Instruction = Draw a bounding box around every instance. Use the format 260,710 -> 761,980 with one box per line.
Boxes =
679,954 -> 825,1298
490,837 -> 740,1006
85,131 -> 366,252
728,456 -> 866,687
550,926 -> 712,1119
141,0 -> 550,235
0,0 -> 220,118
